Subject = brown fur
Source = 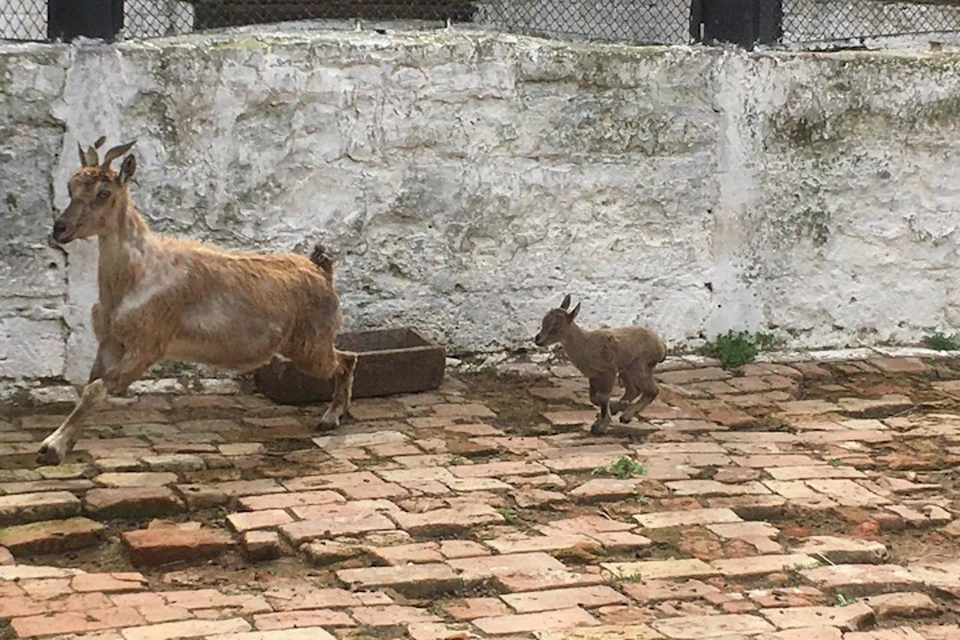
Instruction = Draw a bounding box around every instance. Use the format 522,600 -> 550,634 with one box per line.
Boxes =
534,294 -> 666,435
37,138 -> 357,465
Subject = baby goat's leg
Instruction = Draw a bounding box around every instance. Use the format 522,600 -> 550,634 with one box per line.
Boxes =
37,341 -> 158,465
620,367 -> 659,424
319,349 -> 358,430
588,372 -> 616,436
610,371 -> 640,415
288,338 -> 357,431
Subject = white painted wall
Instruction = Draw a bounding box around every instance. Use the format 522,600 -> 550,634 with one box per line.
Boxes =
1,30 -> 959,383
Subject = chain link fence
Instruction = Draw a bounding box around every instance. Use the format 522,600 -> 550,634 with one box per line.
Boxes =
1,0 -> 693,45
784,0 -> 960,44
3,0 -> 960,47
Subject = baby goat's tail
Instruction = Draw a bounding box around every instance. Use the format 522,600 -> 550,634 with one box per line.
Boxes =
309,241 -> 335,280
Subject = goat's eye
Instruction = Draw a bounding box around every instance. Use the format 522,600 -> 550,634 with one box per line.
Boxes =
96,191 -> 110,200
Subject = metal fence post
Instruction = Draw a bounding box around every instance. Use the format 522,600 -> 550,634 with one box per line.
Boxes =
695,0 -> 782,49
47,0 -> 124,42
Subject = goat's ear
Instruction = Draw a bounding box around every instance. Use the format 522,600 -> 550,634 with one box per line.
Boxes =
560,294 -> 571,310
119,154 -> 137,185
568,302 -> 581,322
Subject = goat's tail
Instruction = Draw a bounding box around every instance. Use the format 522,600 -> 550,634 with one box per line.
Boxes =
309,241 -> 335,279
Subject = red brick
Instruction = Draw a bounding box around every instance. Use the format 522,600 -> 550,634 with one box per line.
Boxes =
665,480 -> 771,497
226,509 -> 293,533
83,488 -> 185,519
634,508 -> 742,529
243,530 -> 282,562
253,609 -> 356,630
350,604 -> 440,626
389,504 -> 504,536
652,613 -> 774,637
0,491 -> 81,527
72,572 -> 147,593
439,540 -> 490,558
450,461 -> 548,478
473,606 -> 599,635
569,478 -> 647,503
620,579 -> 721,603
711,554 -> 818,578
336,563 -> 461,598
263,585 -> 366,610
760,603 -> 874,631
603,559 -> 718,581
122,526 -> 236,567
801,564 -> 921,597
177,479 -> 286,509
443,597 -> 511,621
121,617 -> 251,640
281,511 -> 395,544
11,606 -> 144,637
486,533 -> 599,556
502,585 -> 628,613
95,472 -> 178,488
0,517 -> 104,556
238,490 -> 344,511
159,589 -> 270,614
863,592 -> 939,618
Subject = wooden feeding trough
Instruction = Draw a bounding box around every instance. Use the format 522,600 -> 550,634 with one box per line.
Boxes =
253,327 -> 446,404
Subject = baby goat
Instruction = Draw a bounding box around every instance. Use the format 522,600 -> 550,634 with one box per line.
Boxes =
534,294 -> 666,435
38,137 -> 357,465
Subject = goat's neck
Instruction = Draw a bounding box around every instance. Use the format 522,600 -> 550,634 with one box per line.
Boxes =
97,200 -> 152,309
559,323 -> 593,371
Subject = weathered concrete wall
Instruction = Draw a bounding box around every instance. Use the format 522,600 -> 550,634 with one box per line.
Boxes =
1,30 -> 959,382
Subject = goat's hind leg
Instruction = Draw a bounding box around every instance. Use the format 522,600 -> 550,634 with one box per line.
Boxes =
609,371 -> 639,415
587,372 -> 616,436
288,340 -> 358,432
319,349 -> 357,430
619,367 -> 659,424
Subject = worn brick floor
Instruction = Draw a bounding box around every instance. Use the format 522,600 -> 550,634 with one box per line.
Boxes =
1,350 -> 960,639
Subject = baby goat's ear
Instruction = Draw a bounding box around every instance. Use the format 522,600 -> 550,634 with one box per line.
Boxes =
568,302 -> 581,322
560,294 -> 571,310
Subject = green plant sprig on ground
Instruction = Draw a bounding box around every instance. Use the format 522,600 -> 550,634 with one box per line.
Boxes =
591,456 -> 647,479
924,332 -> 960,351
701,330 -> 778,369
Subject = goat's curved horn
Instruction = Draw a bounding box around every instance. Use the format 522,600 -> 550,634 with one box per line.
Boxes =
93,136 -> 107,149
101,140 -> 136,170
77,142 -> 88,167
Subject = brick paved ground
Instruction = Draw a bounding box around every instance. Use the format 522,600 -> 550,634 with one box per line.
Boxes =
1,350 -> 959,639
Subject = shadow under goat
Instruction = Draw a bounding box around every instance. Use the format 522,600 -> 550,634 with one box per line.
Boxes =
38,137 -> 358,466
534,294 -> 666,435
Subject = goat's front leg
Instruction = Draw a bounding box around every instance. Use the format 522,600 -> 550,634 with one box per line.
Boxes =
587,373 -> 615,436
37,341 -> 159,465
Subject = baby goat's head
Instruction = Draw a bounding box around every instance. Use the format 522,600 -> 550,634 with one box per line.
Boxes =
52,137 -> 137,244
534,294 -> 581,346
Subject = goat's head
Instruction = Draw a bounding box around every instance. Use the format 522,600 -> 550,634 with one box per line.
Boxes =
534,294 -> 581,346
52,137 -> 137,244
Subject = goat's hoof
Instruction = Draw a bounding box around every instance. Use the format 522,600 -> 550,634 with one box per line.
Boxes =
317,410 -> 341,432
36,443 -> 64,466
619,414 -> 633,424
589,420 -> 609,436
